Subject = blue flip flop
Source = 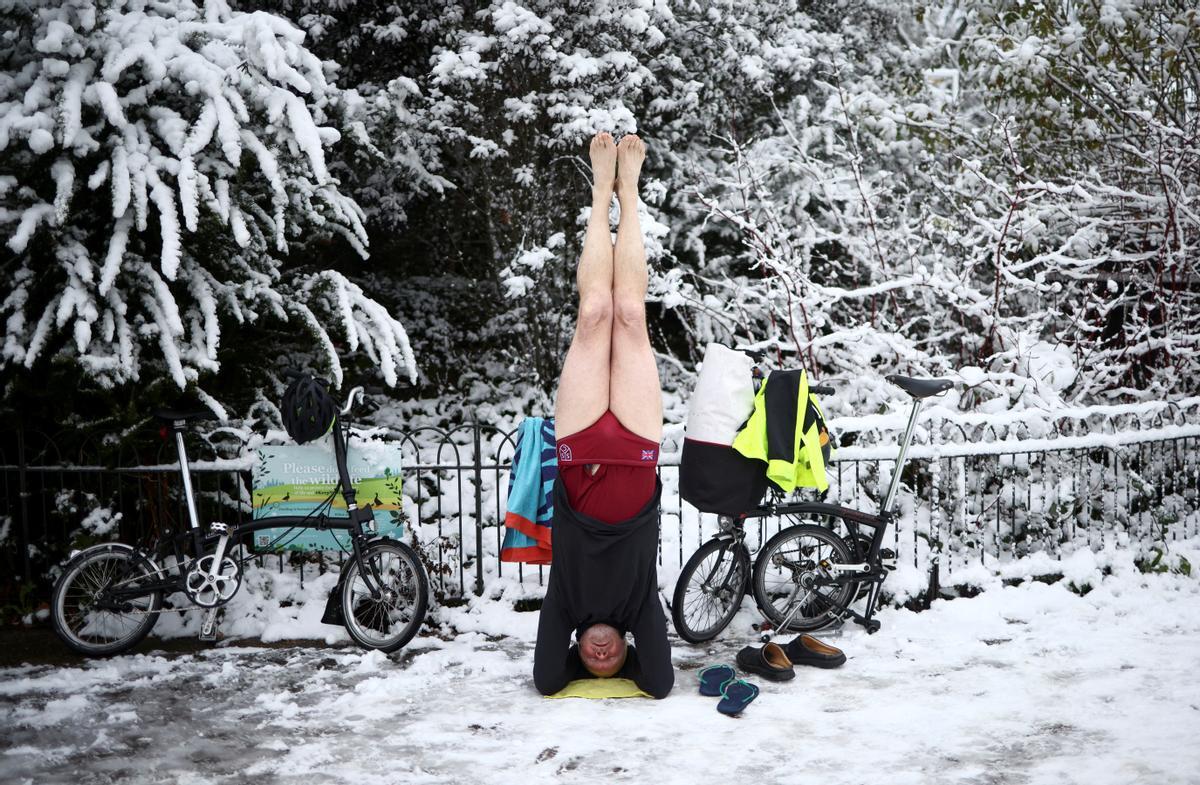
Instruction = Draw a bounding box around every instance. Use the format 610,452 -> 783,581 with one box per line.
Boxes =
698,664 -> 735,697
717,679 -> 759,716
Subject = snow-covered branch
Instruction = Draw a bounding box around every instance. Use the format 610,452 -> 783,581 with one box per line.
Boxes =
0,0 -> 415,397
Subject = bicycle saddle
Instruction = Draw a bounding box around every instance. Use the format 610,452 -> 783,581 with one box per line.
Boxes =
153,408 -> 218,422
886,375 -> 954,399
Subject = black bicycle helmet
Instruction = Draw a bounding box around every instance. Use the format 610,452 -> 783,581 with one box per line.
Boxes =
281,373 -> 338,444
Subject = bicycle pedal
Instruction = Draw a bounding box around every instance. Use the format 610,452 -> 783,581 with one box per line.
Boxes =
199,608 -> 220,642
880,548 -> 898,569
210,522 -> 229,535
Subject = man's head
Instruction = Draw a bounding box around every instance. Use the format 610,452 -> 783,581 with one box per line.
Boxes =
579,623 -> 627,678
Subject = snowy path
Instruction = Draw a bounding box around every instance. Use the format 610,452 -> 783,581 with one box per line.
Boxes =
3,575 -> 1199,785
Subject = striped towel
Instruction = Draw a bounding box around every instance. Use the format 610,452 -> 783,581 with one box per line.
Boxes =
501,417 -> 556,564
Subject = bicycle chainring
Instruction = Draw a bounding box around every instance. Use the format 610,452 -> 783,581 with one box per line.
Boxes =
184,555 -> 242,608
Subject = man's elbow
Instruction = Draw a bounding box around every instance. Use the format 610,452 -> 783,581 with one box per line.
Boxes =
644,672 -> 674,699
533,667 -> 563,696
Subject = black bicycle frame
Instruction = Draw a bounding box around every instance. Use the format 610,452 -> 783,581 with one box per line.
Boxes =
703,536 -> 752,595
105,413 -> 385,607
759,500 -> 893,567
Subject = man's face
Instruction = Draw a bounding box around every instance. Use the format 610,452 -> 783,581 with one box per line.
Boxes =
579,623 -> 627,677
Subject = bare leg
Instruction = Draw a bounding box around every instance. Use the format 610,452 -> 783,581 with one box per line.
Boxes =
609,134 -> 662,443
554,132 -> 617,440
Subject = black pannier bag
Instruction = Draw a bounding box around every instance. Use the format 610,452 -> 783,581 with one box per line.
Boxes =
680,343 -> 769,515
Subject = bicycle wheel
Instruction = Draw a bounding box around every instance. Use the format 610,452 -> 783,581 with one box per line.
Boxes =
752,524 -> 856,633
340,539 -> 429,653
671,539 -> 751,644
51,544 -> 162,657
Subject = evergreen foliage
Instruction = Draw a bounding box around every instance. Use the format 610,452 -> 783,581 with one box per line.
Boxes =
0,0 -> 416,411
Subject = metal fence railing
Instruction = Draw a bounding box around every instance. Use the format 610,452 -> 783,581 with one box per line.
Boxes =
3,408 -> 1199,611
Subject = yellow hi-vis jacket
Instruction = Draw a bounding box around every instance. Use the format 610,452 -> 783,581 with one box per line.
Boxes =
732,368 -> 831,493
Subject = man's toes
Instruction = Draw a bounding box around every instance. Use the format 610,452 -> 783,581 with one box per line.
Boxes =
617,134 -> 645,161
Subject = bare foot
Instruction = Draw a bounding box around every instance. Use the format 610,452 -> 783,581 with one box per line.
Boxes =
616,134 -> 645,201
590,132 -> 617,197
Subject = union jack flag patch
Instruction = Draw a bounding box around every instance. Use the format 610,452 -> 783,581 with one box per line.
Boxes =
641,449 -> 657,461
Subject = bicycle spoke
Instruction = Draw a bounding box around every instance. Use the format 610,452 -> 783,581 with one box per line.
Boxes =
684,591 -> 717,627
78,562 -> 109,594
65,608 -> 88,631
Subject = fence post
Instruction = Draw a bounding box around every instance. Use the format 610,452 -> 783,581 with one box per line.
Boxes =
473,423 -> 485,596
16,426 -> 32,583
927,415 -> 941,609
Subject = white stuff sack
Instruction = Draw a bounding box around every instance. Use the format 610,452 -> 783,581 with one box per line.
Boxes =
685,342 -> 756,446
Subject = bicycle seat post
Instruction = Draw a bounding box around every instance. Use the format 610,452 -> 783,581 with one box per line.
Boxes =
170,420 -> 203,533
879,396 -> 925,517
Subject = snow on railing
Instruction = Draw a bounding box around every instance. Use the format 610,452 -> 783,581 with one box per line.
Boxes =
830,396 -> 1200,438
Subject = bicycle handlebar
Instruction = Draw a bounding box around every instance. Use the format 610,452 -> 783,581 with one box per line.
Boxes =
340,386 -> 365,416
810,384 -> 834,396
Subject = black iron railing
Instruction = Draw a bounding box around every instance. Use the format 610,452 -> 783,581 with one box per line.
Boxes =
2,406 -> 1198,611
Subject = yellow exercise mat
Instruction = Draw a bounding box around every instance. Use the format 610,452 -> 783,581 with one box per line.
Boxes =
545,678 -> 652,699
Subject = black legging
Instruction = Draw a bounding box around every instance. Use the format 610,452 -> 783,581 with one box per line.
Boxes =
533,584 -> 674,699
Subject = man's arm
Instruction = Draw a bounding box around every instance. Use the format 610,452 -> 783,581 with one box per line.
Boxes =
623,590 -> 674,699
533,585 -> 585,695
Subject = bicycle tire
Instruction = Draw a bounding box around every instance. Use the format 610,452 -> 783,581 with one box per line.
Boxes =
671,538 -> 751,644
752,524 -> 855,633
51,543 -> 162,657
340,539 -> 429,653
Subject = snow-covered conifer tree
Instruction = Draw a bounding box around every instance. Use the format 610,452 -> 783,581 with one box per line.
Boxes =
0,0 -> 417,400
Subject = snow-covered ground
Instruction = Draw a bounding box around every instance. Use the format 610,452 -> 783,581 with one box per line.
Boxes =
3,564 -> 1199,785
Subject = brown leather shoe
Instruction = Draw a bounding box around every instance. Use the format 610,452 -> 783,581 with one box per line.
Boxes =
735,642 -> 795,682
783,634 -> 846,668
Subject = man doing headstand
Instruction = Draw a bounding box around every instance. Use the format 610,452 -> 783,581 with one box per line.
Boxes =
532,132 -> 674,699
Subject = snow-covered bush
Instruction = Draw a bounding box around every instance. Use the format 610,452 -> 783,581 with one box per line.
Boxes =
685,0 -> 1199,417
0,0 -> 416,397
